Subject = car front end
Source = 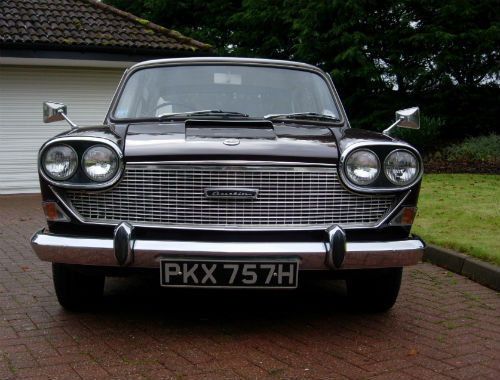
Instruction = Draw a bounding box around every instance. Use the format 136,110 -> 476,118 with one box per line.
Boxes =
31,58 -> 424,311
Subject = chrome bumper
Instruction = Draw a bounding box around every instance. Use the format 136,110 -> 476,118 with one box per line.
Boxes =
30,226 -> 424,270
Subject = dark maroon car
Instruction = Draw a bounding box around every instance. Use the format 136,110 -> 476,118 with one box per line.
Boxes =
31,58 -> 424,311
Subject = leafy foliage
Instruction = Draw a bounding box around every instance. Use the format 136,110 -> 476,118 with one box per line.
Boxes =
441,135 -> 500,162
392,116 -> 443,153
103,0 -> 500,140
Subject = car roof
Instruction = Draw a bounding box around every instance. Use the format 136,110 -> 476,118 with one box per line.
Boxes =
128,57 -> 323,72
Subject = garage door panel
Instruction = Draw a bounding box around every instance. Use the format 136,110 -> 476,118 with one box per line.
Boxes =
0,65 -> 124,194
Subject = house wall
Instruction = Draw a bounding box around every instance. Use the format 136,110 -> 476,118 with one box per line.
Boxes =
0,65 -> 125,194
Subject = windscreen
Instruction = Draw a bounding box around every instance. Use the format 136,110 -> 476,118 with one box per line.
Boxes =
113,65 -> 339,120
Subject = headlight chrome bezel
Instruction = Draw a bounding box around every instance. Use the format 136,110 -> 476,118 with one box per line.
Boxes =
41,144 -> 78,181
384,149 -> 420,186
344,149 -> 380,186
339,142 -> 423,193
38,137 -> 124,189
82,145 -> 119,183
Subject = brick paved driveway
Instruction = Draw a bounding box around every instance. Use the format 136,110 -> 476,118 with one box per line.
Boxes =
0,194 -> 499,380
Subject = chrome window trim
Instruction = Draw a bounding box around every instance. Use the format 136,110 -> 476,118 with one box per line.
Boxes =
38,137 -> 124,189
339,141 -> 423,193
52,161 -> 408,231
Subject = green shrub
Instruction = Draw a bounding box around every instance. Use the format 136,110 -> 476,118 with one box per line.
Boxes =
442,134 -> 500,162
391,116 -> 443,153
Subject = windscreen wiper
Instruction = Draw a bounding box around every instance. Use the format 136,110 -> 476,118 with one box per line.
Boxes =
264,112 -> 340,122
158,110 -> 249,119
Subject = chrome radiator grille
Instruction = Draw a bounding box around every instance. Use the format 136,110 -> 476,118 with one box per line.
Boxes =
65,164 -> 396,229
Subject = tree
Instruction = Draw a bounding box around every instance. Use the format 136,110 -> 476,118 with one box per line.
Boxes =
103,0 -> 500,138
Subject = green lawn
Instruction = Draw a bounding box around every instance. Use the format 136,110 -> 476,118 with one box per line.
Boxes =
412,174 -> 500,265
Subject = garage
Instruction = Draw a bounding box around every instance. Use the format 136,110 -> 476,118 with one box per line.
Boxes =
0,0 -> 211,194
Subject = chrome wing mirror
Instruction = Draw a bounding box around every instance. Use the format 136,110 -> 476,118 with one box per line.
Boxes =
43,101 -> 78,129
383,107 -> 420,136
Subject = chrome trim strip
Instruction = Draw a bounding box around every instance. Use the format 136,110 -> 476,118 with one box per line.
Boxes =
30,229 -> 424,270
338,141 -> 424,193
128,57 -> 324,72
39,137 -> 124,189
126,160 -> 337,167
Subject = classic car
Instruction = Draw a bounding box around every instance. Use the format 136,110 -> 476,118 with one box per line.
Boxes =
31,57 -> 424,312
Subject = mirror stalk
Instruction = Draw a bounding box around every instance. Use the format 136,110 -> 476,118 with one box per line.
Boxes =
58,109 -> 78,130
383,118 -> 404,136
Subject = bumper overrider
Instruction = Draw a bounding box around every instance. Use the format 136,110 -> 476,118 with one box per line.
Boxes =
30,223 -> 424,270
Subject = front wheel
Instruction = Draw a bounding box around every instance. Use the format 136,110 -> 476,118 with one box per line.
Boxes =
52,263 -> 105,311
346,267 -> 403,312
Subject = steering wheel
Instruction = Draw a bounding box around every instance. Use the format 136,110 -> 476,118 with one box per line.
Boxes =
153,101 -> 194,113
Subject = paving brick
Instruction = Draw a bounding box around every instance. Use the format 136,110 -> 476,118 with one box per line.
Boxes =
443,352 -> 491,368
71,360 -> 112,379
37,353 -> 90,367
141,366 -> 177,379
280,365 -> 348,380
12,367 -> 51,380
3,349 -> 37,370
401,366 -> 454,380
417,357 -> 458,374
445,363 -> 500,380
40,363 -> 82,379
182,369 -> 244,380
26,341 -> 60,359
367,358 -> 414,375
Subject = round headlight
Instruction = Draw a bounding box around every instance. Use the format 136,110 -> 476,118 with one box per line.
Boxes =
42,145 -> 78,181
82,145 -> 118,182
345,149 -> 380,186
384,150 -> 419,185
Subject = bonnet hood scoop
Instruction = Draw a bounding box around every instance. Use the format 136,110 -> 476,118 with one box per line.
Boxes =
185,119 -> 274,128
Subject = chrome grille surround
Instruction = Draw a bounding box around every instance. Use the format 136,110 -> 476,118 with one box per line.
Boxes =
64,163 -> 397,230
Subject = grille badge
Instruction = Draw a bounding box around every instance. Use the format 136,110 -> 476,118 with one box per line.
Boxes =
204,187 -> 259,200
223,138 -> 240,146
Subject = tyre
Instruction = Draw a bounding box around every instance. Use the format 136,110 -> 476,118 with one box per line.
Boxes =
346,267 -> 403,312
52,263 -> 105,311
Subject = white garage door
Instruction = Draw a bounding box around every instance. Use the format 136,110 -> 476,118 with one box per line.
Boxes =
0,65 -> 125,194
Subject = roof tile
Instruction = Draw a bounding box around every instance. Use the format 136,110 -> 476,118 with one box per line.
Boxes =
0,0 -> 211,53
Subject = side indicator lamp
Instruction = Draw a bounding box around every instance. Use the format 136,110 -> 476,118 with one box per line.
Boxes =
42,201 -> 70,222
389,207 -> 417,226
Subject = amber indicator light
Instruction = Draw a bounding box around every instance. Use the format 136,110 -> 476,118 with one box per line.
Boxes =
43,202 -> 57,220
401,207 -> 417,225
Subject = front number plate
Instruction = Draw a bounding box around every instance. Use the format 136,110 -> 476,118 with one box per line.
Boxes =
160,258 -> 299,289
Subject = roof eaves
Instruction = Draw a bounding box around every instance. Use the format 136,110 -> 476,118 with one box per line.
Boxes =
84,0 -> 212,52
